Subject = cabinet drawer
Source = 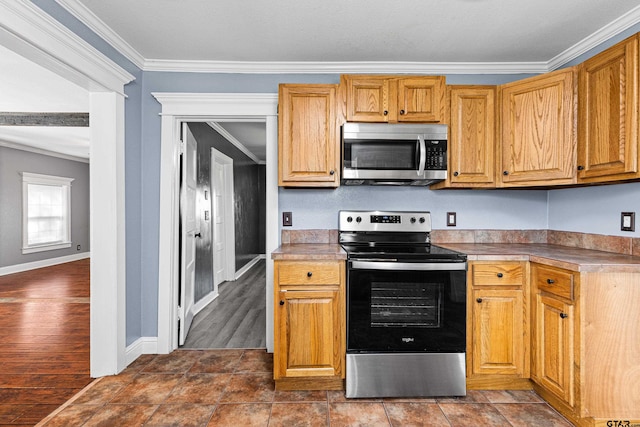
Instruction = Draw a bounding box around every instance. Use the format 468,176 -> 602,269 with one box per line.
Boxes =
277,261 -> 341,285
533,264 -> 574,300
471,262 -> 524,286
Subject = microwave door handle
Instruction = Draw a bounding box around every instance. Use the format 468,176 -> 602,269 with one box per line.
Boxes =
417,135 -> 426,176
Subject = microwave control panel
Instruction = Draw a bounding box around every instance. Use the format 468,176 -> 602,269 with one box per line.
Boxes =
425,141 -> 447,170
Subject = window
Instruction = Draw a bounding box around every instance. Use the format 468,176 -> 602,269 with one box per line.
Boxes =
22,172 -> 74,254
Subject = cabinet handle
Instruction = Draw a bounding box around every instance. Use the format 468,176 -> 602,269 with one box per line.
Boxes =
279,300 -> 284,306
400,109 -> 405,115
307,272 -> 313,277
547,279 -> 555,284
383,110 -> 388,116
476,298 -> 483,303
560,312 -> 568,319
503,171 -> 509,176
453,171 -> 459,177
329,170 -> 335,175
497,273 -> 503,278
194,233 -> 202,238
577,165 -> 584,171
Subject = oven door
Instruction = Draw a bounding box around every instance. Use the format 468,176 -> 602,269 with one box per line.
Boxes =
347,260 -> 466,353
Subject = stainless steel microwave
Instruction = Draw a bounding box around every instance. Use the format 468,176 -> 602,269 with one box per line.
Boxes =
341,123 -> 448,186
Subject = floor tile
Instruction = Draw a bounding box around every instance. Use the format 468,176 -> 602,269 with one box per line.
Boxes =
71,376 -> 131,405
329,402 -> 390,426
437,389 -> 490,403
39,404 -> 101,427
274,389 -> 328,402
384,402 -> 450,427
438,402 -> 511,427
165,373 -> 232,404
481,390 -> 544,403
494,402 -> 574,427
269,402 -> 328,426
144,403 -> 215,427
236,349 -> 273,373
110,373 -> 183,404
207,403 -> 271,426
141,350 -> 203,373
219,373 -> 275,403
189,350 -> 244,373
327,390 -> 382,403
81,403 -> 157,427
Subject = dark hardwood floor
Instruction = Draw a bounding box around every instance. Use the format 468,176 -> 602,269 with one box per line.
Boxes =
0,259 -> 92,426
182,259 -> 266,349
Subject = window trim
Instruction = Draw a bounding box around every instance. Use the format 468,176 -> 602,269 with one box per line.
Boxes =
21,172 -> 74,254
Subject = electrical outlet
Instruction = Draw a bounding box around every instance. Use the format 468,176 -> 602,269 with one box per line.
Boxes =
283,211 -> 293,227
621,212 -> 635,232
77,244 -> 81,251
447,212 -> 457,227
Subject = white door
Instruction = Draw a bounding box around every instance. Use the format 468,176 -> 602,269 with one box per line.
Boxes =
212,154 -> 226,289
179,124 -> 198,345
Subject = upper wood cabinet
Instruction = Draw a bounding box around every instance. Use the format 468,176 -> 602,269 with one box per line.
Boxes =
278,84 -> 340,187
578,34 -> 640,183
499,68 -> 577,187
342,75 -> 446,123
432,86 -> 496,189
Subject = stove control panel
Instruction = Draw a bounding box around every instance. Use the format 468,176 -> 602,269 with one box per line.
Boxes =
339,210 -> 431,233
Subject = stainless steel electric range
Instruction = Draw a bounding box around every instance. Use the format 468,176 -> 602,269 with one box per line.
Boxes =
339,210 -> 468,398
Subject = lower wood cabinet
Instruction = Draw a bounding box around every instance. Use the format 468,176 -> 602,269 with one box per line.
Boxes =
467,261 -> 530,389
273,260 -> 345,390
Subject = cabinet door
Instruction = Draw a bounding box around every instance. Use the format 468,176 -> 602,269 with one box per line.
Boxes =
534,293 -> 574,407
278,84 -> 340,187
578,34 -> 639,182
448,86 -> 496,186
274,289 -> 343,379
344,76 -> 389,122
471,289 -> 524,376
397,76 -> 445,122
500,68 -> 577,186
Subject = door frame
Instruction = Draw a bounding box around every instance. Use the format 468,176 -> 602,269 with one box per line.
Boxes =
210,147 -> 236,286
154,93 -> 278,353
0,2 -> 133,376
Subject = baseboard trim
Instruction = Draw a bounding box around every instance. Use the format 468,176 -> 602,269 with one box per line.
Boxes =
0,252 -> 90,276
234,254 -> 265,280
193,290 -> 219,316
125,337 -> 159,366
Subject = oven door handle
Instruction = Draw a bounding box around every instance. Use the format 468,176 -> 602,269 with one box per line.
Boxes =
417,135 -> 426,176
350,261 -> 467,271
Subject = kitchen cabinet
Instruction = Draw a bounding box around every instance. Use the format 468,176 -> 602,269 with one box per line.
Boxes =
467,261 -> 530,389
273,260 -> 345,390
432,86 -> 496,189
278,84 -> 340,187
531,263 -> 576,408
499,68 -> 577,187
341,75 -> 446,123
578,33 -> 640,183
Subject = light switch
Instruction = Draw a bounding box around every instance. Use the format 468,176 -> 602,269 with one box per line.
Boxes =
621,212 -> 635,231
283,211 -> 293,227
447,212 -> 457,227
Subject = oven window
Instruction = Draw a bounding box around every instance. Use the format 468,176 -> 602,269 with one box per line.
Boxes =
370,282 -> 441,328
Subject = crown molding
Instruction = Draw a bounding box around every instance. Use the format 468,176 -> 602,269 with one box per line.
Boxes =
55,1 -> 640,75
548,4 -> 640,70
0,140 -> 89,163
206,122 -> 263,165
55,0 -> 146,69
0,1 -> 134,93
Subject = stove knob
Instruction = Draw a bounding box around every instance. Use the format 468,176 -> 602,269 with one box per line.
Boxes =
419,217 -> 426,223
356,216 -> 362,223
410,217 -> 416,223
346,216 -> 353,223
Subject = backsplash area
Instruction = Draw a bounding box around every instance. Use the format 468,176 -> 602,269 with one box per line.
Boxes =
282,229 -> 640,256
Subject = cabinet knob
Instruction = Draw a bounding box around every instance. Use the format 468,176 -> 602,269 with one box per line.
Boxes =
497,273 -> 503,278
383,110 -> 388,116
194,233 -> 202,238
279,300 -> 284,306
307,271 -> 313,277
476,298 -> 483,303
329,170 -> 335,175
577,165 -> 584,171
547,278 -> 555,284
503,171 -> 509,176
453,171 -> 459,177
400,109 -> 405,115
560,312 -> 568,319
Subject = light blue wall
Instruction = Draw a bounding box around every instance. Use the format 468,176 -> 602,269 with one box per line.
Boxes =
32,0 -> 640,345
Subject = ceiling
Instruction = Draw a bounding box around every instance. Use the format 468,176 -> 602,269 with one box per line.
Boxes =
3,1 -> 640,161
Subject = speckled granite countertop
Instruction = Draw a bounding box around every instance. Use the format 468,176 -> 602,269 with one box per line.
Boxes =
437,243 -> 640,273
271,243 -> 347,261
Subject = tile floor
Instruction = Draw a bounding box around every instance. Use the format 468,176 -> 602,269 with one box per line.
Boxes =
38,349 -> 574,426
